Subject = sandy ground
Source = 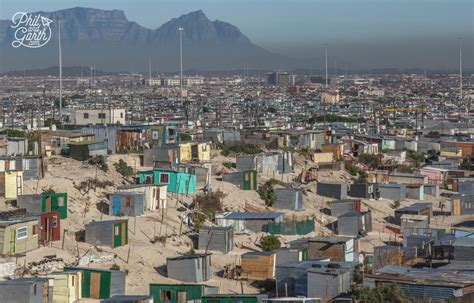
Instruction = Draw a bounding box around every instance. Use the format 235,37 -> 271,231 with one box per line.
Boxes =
0,150 -> 459,298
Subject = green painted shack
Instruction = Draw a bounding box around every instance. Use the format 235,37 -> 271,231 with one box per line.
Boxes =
17,192 -> 68,219
64,267 -> 125,300
67,141 -> 108,161
85,219 -> 128,248
222,170 -> 257,190
137,169 -> 196,194
202,294 -> 268,303
149,284 -> 218,303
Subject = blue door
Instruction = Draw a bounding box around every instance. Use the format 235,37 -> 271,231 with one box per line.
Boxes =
113,196 -> 121,215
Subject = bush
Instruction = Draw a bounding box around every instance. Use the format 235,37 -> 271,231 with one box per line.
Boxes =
346,164 -> 359,176
260,235 -> 281,251
393,200 -> 401,209
110,263 -> 120,271
88,155 -> 108,172
257,180 -> 276,207
358,153 -> 381,169
114,159 -> 133,177
217,143 -> 263,157
407,150 -> 425,168
42,186 -> 56,194
180,133 -> 192,142
353,285 -> 407,303
192,190 -> 225,229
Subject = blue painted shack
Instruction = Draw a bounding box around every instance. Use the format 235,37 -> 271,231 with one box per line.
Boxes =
137,169 -> 196,194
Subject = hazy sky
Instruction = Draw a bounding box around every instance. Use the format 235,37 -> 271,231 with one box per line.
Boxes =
1,0 -> 472,69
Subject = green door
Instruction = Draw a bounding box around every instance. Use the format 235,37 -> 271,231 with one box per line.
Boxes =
113,223 -> 122,248
9,229 -> 15,255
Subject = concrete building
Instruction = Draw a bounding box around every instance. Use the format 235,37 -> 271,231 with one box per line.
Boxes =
64,108 -> 126,125
266,72 -> 296,86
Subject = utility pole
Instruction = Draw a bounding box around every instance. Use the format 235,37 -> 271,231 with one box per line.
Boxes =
58,16 -> 63,122
459,37 -> 463,103
148,57 -> 152,87
325,43 -> 328,88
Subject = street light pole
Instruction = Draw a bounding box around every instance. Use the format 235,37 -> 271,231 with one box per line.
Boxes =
58,17 -> 63,122
179,27 -> 184,100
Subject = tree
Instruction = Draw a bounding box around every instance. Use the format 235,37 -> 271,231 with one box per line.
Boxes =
358,153 -> 381,169
257,180 -> 276,207
114,159 -> 133,177
353,285 -> 408,303
260,235 -> 281,251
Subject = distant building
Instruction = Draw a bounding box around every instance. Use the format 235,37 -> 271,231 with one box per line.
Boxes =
148,79 -> 162,86
321,90 -> 340,103
266,72 -> 296,86
161,76 -> 205,86
64,109 -> 126,125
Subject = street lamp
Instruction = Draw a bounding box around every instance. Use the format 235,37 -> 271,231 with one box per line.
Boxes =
178,27 -> 184,99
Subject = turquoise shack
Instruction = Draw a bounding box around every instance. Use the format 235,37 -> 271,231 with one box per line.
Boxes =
138,169 -> 196,194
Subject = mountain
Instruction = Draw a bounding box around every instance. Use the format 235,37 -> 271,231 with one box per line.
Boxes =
0,7 -> 292,72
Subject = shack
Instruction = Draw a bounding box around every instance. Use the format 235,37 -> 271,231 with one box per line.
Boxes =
39,212 -> 61,245
109,192 -> 145,216
68,141 -> 108,161
452,194 -> 474,216
376,183 -> 406,201
394,203 -> 432,225
275,259 -> 330,296
0,170 -> 23,200
241,251 -> 276,281
337,211 -> 372,237
307,263 -> 352,301
101,295 -> 153,303
400,214 -> 429,230
215,212 -> 284,233
329,199 -> 361,217
405,184 -> 424,200
117,184 -> 167,211
198,226 -> 234,253
166,254 -> 212,282
373,246 -> 417,269
149,284 -> 219,303
308,236 -> 355,262
17,192 -> 68,219
349,183 -> 375,199
424,184 -> 440,197
143,145 -> 180,166
64,267 -> 126,300
275,247 -> 309,265
202,294 -> 268,303
46,271 -> 83,303
0,277 -> 52,303
137,169 -> 196,194
222,170 -> 257,190
274,188 -> 303,210
317,182 -> 348,200
236,152 -> 293,174
0,216 -> 39,255
85,219 -> 128,248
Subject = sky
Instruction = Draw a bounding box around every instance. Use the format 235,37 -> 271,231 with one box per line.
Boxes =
1,0 -> 473,69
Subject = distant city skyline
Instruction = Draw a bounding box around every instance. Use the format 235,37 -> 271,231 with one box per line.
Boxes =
0,0 -> 472,70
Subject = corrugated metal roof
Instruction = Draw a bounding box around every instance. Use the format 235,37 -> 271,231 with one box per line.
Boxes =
223,211 -> 284,220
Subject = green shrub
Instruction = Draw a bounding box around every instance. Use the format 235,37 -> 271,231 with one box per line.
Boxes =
260,235 -> 281,251
114,159 -> 133,177
258,180 -> 276,207
353,285 -> 407,303
88,155 -> 108,172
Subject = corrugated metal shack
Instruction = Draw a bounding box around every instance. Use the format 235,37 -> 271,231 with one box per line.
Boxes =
222,170 -> 257,190
17,192 -> 68,219
307,236 -> 356,262
366,265 -> 474,302
349,183 -> 374,199
85,219 -> 128,248
307,263 -> 352,301
64,267 -> 126,300
101,295 -> 153,303
274,188 -> 303,210
329,199 -> 361,217
453,237 -> 474,262
149,284 -> 219,303
404,235 -> 433,257
406,184 -> 424,200
109,192 -> 145,216
337,211 -> 372,237
400,214 -> 429,230
46,271 -> 83,303
236,152 -> 293,174
203,128 -> 241,144
173,163 -> 212,191
143,146 -> 180,166
115,129 -> 145,153
198,226 -> 234,253
0,216 -> 39,255
317,182 -> 348,200
452,194 -> 474,216
275,247 -> 309,266
241,251 -> 275,281
376,183 -> 406,201
0,277 -> 52,303
68,141 -> 108,161
117,184 -> 167,210
424,184 -> 440,197
394,203 -> 432,225
214,212 -> 284,233
275,259 -> 330,296
373,246 -> 417,269
166,253 -> 212,283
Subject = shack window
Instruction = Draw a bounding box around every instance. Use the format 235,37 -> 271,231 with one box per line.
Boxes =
83,113 -> 89,119
160,173 -> 169,184
32,225 -> 39,236
115,225 -> 120,236
177,291 -> 188,303
98,113 -> 106,119
245,173 -> 249,181
125,196 -> 132,206
71,276 -> 75,286
160,290 -> 172,302
52,217 -> 58,228
465,202 -> 472,209
58,197 -> 65,207
17,227 -> 28,240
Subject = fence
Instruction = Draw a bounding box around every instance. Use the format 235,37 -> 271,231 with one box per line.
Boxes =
262,219 -> 314,235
